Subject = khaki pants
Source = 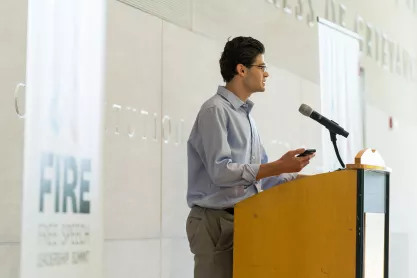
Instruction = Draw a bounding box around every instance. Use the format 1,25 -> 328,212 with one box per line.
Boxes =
186,206 -> 234,278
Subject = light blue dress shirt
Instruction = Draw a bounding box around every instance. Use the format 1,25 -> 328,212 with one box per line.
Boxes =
187,86 -> 297,209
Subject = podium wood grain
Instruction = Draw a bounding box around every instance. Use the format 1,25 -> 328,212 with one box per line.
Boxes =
233,170 -> 358,278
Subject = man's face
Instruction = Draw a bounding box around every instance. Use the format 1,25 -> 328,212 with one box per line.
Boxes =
243,54 -> 269,93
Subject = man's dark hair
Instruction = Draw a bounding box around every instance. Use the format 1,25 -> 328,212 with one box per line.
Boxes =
219,36 -> 265,83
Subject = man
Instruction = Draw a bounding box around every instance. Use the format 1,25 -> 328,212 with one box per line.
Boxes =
186,36 -> 315,278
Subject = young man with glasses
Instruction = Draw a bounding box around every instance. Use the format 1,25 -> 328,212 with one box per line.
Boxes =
186,36 -> 314,278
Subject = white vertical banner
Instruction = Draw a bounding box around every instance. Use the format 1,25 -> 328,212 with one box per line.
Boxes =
20,1 -> 106,278
318,19 -> 363,171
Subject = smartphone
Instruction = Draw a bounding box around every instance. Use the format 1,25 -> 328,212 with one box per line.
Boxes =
296,149 -> 316,157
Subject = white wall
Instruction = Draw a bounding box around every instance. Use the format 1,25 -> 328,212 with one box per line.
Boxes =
102,3 -> 323,277
1,0 -> 417,277
0,0 -> 26,277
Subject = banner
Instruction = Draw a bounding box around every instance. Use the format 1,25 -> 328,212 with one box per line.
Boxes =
318,18 -> 363,171
20,1 -> 106,277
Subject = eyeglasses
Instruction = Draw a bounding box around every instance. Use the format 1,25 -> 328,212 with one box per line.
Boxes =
250,64 -> 268,72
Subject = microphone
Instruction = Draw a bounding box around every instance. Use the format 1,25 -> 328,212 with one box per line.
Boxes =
298,104 -> 349,138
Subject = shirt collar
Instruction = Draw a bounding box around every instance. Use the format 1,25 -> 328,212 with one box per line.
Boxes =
217,86 -> 254,112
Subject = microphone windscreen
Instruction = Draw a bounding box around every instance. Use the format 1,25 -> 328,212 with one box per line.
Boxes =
299,104 -> 313,117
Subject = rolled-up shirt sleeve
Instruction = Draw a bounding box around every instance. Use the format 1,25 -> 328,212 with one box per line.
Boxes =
260,144 -> 298,191
195,106 -> 260,187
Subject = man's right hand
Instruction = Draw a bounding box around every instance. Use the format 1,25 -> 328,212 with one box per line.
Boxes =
256,148 -> 315,180
274,148 -> 314,173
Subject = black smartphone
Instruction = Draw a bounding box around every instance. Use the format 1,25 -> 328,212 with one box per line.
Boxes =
296,149 -> 316,157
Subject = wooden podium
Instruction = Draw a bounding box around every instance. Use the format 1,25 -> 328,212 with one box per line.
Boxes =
233,149 -> 390,278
